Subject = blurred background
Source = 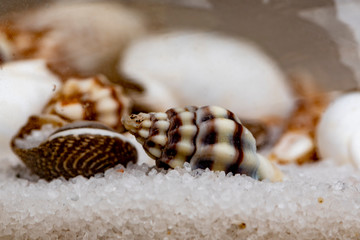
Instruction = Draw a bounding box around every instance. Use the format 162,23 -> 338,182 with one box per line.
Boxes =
1,0 -> 360,91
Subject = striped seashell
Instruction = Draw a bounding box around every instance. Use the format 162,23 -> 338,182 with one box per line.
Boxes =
43,76 -> 131,132
11,114 -> 137,180
122,106 -> 283,181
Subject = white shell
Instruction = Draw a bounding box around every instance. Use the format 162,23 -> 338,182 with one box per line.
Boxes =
270,131 -> 315,164
0,2 -> 147,78
316,92 -> 360,168
120,31 -> 295,121
0,60 -> 61,155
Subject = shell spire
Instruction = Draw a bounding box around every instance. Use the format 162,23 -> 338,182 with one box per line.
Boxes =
123,106 -> 283,181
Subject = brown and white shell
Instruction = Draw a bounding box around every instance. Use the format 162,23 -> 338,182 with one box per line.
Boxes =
122,106 -> 283,181
43,76 -> 131,132
11,114 -> 137,180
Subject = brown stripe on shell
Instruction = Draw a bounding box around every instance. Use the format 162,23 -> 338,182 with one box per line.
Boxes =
226,121 -> 244,173
141,113 -> 167,159
190,107 -> 217,170
226,109 -> 241,123
161,108 -> 182,164
160,107 -> 199,167
197,105 -> 215,124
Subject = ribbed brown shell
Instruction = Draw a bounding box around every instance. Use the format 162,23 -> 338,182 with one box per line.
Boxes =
123,106 -> 273,180
11,115 -> 137,180
43,76 -> 131,132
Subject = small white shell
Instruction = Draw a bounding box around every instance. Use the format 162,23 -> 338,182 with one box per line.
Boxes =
120,31 -> 295,122
0,60 -> 61,155
316,92 -> 360,168
270,131 -> 315,164
0,1 -> 147,78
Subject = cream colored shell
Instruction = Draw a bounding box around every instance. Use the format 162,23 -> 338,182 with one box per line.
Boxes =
316,92 -> 360,168
123,106 -> 283,181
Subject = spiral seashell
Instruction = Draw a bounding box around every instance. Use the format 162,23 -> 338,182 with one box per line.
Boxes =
43,76 -> 131,132
122,106 -> 283,181
11,114 -> 137,180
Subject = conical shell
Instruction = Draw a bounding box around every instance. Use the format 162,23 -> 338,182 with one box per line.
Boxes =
11,115 -> 137,180
123,106 -> 282,181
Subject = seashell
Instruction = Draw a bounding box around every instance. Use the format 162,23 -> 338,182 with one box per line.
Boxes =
120,31 -> 295,124
0,1 -> 147,79
11,114 -> 137,180
0,59 -> 61,156
269,77 -> 339,164
43,76 -> 131,131
316,92 -> 360,168
122,106 -> 283,181
269,131 -> 316,165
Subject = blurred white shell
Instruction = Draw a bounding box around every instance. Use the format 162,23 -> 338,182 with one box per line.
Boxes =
120,31 -> 295,122
0,60 -> 61,155
0,1 -> 147,78
316,92 -> 360,168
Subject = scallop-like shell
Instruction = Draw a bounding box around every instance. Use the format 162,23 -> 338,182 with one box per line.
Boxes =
123,106 -> 283,181
11,114 -> 137,180
43,76 -> 131,132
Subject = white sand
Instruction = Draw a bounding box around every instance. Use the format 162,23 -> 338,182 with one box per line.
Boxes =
0,156 -> 359,240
